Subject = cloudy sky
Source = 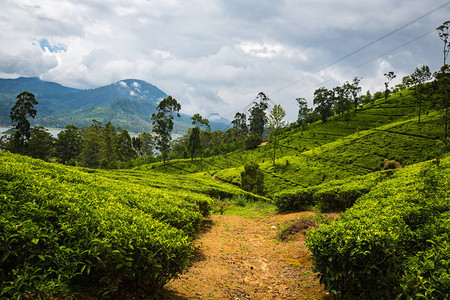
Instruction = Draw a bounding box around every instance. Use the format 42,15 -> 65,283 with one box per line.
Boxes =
1,0 -> 449,122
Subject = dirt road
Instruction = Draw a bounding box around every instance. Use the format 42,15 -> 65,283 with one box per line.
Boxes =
163,212 -> 335,299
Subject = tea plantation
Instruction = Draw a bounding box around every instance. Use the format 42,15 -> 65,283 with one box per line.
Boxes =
1,87 -> 449,298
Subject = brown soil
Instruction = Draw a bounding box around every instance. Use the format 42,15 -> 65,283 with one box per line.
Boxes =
163,212 -> 337,299
258,141 -> 269,147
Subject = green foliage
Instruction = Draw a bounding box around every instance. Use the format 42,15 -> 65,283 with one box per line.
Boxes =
55,125 -> 82,164
268,104 -> 286,165
245,133 -> 263,150
241,161 -> 264,195
151,95 -> 181,164
26,127 -> 55,161
8,91 -> 38,154
0,152 -> 220,298
248,92 -> 269,137
313,87 -> 334,122
306,158 -> 450,299
188,127 -> 202,161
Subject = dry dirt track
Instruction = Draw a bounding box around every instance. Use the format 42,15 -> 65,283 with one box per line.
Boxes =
163,212 -> 337,299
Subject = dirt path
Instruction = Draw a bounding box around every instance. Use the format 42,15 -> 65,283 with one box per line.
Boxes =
163,212 -> 335,299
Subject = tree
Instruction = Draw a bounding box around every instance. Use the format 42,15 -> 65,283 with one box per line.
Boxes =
411,65 -> 432,124
101,121 -> 118,168
436,20 -> 450,65
55,125 -> 82,164
313,87 -> 334,122
232,112 -> 248,146
116,129 -> 136,163
402,75 -> 414,88
333,85 -> 351,118
296,98 -> 312,129
384,71 -> 396,104
241,161 -> 264,195
191,113 -> 210,130
79,121 -> 103,168
26,127 -> 55,161
434,65 -> 450,152
268,104 -> 286,166
188,127 -> 202,161
248,92 -> 269,138
9,91 -> 38,154
361,90 -> 373,106
346,77 -> 362,113
134,132 -> 155,157
151,95 -> 181,165
188,113 -> 209,161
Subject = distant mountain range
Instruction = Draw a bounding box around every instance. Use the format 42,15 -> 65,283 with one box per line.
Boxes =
0,77 -> 230,133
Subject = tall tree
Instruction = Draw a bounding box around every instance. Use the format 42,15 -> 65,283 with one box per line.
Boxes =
116,129 -> 136,162
9,91 -> 38,154
248,92 -> 269,138
231,112 -> 248,145
101,121 -> 118,168
384,71 -> 396,105
55,125 -> 82,164
346,77 -> 362,113
333,85 -> 351,118
135,132 -> 155,157
188,113 -> 209,161
191,113 -> 210,130
27,127 -> 55,161
434,65 -> 450,153
436,20 -> 450,66
79,120 -> 103,168
313,87 -> 334,122
188,127 -> 202,161
296,97 -> 312,129
268,104 -> 286,166
411,65 -> 432,124
151,95 -> 181,165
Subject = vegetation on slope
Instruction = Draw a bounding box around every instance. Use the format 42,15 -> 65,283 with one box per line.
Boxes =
306,157 -> 450,299
0,152 -> 263,298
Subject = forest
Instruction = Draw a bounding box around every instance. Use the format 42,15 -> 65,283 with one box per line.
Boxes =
0,21 -> 449,300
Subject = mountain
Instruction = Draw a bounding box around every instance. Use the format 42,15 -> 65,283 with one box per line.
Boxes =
0,77 -> 230,133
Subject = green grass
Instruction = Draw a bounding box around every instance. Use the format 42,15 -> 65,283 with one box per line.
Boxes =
220,198 -> 277,218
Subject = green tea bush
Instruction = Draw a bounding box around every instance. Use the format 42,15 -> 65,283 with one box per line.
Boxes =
306,159 -> 450,299
274,186 -> 318,211
0,152 -> 211,298
313,181 -> 372,212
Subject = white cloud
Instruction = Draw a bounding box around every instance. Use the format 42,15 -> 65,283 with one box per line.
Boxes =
0,0 -> 449,121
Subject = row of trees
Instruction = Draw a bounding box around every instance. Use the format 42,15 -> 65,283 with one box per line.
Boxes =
0,92 -> 157,168
170,92 -> 288,166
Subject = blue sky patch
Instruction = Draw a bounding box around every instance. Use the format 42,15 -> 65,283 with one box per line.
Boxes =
37,39 -> 67,53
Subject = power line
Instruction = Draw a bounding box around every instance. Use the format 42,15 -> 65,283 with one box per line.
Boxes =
268,1 -> 450,97
276,29 -> 435,105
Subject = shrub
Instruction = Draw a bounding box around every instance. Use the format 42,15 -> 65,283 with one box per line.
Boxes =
306,161 -> 450,299
245,134 -> 263,150
0,152 -> 212,298
241,161 -> 264,195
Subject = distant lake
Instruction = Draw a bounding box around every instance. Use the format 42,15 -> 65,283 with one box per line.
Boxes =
0,127 -> 181,139
0,126 -> 63,138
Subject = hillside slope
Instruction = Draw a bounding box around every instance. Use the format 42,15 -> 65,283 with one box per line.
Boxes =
0,77 -> 230,133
